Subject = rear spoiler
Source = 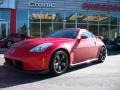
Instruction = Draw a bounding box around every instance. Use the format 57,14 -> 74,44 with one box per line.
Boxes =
96,36 -> 104,40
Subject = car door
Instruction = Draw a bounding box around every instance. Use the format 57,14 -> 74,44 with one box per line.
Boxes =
74,31 -> 97,63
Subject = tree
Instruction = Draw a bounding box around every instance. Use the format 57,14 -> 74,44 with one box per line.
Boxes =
20,23 -> 27,35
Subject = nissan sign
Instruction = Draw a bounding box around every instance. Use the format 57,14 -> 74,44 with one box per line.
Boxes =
82,2 -> 120,12
29,1 -> 56,8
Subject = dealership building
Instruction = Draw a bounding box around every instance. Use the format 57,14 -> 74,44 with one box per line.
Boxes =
0,0 -> 120,41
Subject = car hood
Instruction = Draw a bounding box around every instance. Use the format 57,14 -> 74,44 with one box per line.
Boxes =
13,38 -> 75,48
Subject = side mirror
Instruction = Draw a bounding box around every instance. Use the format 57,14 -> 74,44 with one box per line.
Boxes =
81,36 -> 88,39
96,36 -> 104,40
77,35 -> 88,40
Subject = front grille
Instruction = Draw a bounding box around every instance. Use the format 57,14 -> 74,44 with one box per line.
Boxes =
5,58 -> 23,70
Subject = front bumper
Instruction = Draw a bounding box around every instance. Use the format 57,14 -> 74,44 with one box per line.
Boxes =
4,62 -> 49,74
4,48 -> 51,71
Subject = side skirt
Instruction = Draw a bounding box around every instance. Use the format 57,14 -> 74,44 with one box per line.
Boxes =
70,58 -> 98,67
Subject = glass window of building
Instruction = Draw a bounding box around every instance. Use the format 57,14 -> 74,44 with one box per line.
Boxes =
77,13 -> 88,24
29,10 -> 41,23
0,9 -> 10,37
77,24 -> 87,29
110,26 -> 118,39
89,24 -> 98,36
53,22 -> 63,30
66,23 -> 76,28
53,12 -> 64,22
29,10 -> 53,37
29,22 -> 40,37
110,16 -> 118,25
17,9 -> 28,35
87,13 -> 99,35
87,14 -> 99,25
29,10 -> 41,37
99,14 -> 109,25
99,25 -> 109,43
53,12 -> 64,30
65,12 -> 76,28
66,12 -> 76,23
0,10 -> 10,20
41,12 -> 53,22
41,23 -> 52,37
99,14 -> 109,41
41,12 -> 53,37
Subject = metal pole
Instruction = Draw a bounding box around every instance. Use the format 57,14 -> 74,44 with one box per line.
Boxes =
108,14 -> 110,40
52,12 -> 54,32
75,12 -> 77,28
40,12 -> 41,37
98,14 -> 100,36
119,16 -> 120,36
27,10 -> 30,36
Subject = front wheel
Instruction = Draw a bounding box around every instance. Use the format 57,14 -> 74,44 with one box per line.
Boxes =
49,50 -> 69,75
98,47 -> 107,63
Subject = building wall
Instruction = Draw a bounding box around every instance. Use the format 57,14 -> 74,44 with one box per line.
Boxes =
0,0 -> 16,38
16,0 -> 120,12
15,0 -> 120,41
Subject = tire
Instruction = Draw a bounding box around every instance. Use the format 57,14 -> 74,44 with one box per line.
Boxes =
49,50 -> 69,75
98,47 -> 107,63
6,41 -> 14,48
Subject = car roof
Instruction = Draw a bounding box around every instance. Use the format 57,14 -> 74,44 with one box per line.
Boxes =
66,28 -> 88,31
66,28 -> 81,30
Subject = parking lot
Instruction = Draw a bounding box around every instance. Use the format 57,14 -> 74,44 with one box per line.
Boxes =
0,48 -> 120,90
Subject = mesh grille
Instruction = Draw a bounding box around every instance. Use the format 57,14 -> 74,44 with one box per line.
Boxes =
5,58 -> 23,70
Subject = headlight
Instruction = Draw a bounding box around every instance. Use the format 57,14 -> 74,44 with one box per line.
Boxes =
30,43 -> 53,52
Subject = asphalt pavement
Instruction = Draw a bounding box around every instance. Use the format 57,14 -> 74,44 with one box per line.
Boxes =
0,48 -> 120,90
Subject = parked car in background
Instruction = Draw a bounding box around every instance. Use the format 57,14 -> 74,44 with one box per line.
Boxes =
0,33 -> 31,48
111,36 -> 120,50
4,28 -> 107,75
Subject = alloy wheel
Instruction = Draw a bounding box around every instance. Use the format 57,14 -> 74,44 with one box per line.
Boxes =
98,47 -> 106,63
50,50 -> 69,75
6,41 -> 13,48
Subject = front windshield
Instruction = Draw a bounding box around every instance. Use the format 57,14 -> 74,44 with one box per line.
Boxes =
48,30 -> 79,39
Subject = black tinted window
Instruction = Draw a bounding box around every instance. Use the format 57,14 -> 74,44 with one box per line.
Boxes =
48,30 -> 79,39
81,31 -> 93,38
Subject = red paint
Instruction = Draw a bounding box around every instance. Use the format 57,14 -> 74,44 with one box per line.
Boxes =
10,9 -> 16,34
4,28 -> 105,73
82,2 -> 120,12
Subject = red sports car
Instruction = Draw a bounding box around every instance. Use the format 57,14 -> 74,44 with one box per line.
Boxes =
0,33 -> 31,48
4,28 -> 107,75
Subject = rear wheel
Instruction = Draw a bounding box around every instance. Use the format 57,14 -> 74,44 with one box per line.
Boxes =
49,50 -> 69,75
6,41 -> 14,48
98,47 -> 107,63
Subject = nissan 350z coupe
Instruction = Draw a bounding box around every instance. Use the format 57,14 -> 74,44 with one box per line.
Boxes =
4,28 -> 107,75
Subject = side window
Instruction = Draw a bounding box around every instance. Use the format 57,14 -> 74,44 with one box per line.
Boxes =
81,31 -> 93,38
91,33 -> 96,38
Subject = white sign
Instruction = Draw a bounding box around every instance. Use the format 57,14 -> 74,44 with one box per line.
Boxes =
29,1 -> 56,8
0,0 -> 15,9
